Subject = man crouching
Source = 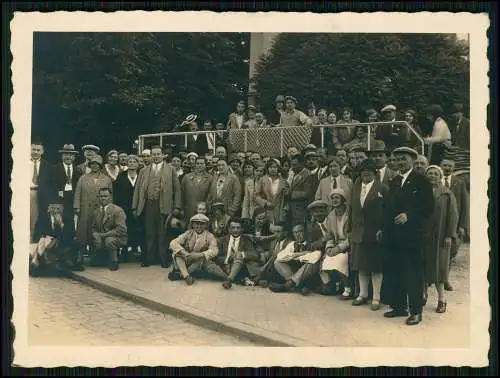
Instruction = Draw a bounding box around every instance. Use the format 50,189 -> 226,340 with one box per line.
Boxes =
168,213 -> 219,285
269,224 -> 322,295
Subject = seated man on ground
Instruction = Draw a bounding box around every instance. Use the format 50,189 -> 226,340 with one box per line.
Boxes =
216,218 -> 261,288
168,213 -> 219,285
91,187 -> 128,271
30,199 -> 82,277
257,222 -> 290,287
269,224 -> 322,295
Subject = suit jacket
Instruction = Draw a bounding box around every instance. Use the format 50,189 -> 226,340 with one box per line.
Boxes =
35,211 -> 75,247
186,134 -> 209,156
289,168 -> 315,202
34,159 -> 55,211
377,165 -> 398,186
315,174 -> 353,205
448,175 -> 469,231
349,180 -> 389,244
170,230 -> 218,260
206,173 -> 242,216
132,163 -> 182,217
453,117 -> 470,150
91,203 -> 128,246
385,170 -> 434,246
52,162 -> 82,235
217,234 -> 259,266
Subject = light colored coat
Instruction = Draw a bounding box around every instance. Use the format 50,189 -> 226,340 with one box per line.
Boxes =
254,175 -> 289,224
315,174 -> 353,206
170,230 -> 219,260
241,178 -> 257,219
181,172 -> 212,220
206,173 -> 242,217
132,163 -> 182,217
74,172 -> 113,244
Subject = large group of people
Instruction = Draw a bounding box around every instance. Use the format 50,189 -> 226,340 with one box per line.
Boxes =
29,96 -> 470,327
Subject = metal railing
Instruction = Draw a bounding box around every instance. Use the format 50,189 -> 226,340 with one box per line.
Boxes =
137,121 -> 425,157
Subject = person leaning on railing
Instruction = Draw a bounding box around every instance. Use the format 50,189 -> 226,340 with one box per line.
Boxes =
279,96 -> 313,127
422,104 -> 452,165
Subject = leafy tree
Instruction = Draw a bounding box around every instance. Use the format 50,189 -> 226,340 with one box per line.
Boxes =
32,32 -> 249,160
253,33 -> 469,122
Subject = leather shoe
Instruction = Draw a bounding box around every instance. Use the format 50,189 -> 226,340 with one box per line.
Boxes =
222,280 -> 232,290
406,313 -> 422,326
269,280 -> 294,293
436,301 -> 447,313
371,300 -> 381,311
185,275 -> 195,285
384,309 -> 408,318
444,282 -> 454,291
258,280 -> 269,288
300,287 -> 311,296
109,261 -> 119,271
316,283 -> 333,296
140,262 -> 150,267
352,297 -> 368,306
168,270 -> 183,281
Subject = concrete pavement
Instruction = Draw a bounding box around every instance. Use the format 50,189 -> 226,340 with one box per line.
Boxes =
66,243 -> 470,348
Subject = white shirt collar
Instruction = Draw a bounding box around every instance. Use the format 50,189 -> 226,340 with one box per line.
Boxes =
400,168 -> 413,185
362,179 -> 375,190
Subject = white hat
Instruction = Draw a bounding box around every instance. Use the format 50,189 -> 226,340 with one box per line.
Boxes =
381,104 -> 397,113
393,146 -> 418,159
142,149 -> 151,156
190,214 -> 210,223
82,144 -> 100,152
186,152 -> 199,159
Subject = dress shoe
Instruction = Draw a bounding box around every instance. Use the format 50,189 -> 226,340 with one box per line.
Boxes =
185,275 -> 195,285
406,313 -> 422,326
222,280 -> 232,290
371,300 -> 381,311
258,280 -> 269,288
109,261 -> 119,271
352,296 -> 369,306
269,280 -> 295,293
167,270 -> 183,281
444,282 -> 454,291
140,262 -> 150,267
300,287 -> 311,296
384,309 -> 409,318
436,301 -> 447,313
316,283 -> 333,296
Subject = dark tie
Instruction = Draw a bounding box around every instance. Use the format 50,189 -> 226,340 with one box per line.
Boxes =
66,165 -> 71,184
376,170 -> 381,180
101,206 -> 106,230
332,177 -> 337,190
32,161 -> 38,185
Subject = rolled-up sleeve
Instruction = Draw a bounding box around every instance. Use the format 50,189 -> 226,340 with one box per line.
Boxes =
170,232 -> 189,258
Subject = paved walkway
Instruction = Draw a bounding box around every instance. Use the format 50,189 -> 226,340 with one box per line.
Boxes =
71,244 -> 470,347
29,277 -> 258,346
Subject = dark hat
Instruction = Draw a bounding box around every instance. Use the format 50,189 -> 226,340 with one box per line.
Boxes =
358,158 -> 377,174
365,108 -> 378,116
275,95 -> 285,103
58,144 -> 78,154
211,202 -> 225,209
368,140 -> 390,155
405,109 -> 418,118
285,96 -> 298,104
82,144 -> 100,152
253,207 -> 266,218
452,103 -> 464,113
392,146 -> 419,159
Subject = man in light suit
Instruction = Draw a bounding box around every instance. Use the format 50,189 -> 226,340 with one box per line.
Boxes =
440,157 -> 470,291
227,101 -> 247,129
288,154 -> 315,226
91,187 -> 128,271
315,157 -> 353,207
132,145 -> 182,267
368,140 -> 398,186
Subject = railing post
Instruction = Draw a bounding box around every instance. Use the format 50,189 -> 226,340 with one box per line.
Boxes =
159,135 -> 163,149
320,126 -> 324,148
280,129 -> 284,157
184,134 -> 188,149
244,129 -> 248,152
367,123 -> 371,151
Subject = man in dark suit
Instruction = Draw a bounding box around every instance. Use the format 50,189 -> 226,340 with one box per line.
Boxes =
215,218 -> 261,289
53,144 -> 84,269
91,187 -> 128,271
440,157 -> 470,290
450,103 -> 470,150
30,139 -> 55,243
288,154 -> 315,225
183,114 -> 209,156
368,140 -> 397,186
382,147 -> 434,326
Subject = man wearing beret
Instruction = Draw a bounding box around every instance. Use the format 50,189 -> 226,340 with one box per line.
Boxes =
382,147 -> 434,325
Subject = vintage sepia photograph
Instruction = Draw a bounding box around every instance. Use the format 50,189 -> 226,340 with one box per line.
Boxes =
10,11 -> 490,367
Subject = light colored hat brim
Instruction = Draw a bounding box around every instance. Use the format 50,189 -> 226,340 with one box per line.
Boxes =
58,149 -> 78,154
82,145 -> 100,152
190,214 -> 210,223
307,200 -> 329,210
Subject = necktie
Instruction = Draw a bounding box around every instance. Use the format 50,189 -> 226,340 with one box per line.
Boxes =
101,206 -> 106,229
66,165 -> 71,183
32,160 -> 38,185
319,222 -> 327,236
445,176 -> 451,188
331,177 -> 337,191
376,170 -> 381,180
360,185 -> 367,207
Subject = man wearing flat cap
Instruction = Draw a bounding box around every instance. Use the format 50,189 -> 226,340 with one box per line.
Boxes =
280,96 -> 312,128
375,104 -> 407,151
382,146 -> 434,326
169,213 -> 219,285
76,144 -> 100,176
305,200 -> 332,253
53,144 -> 83,264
